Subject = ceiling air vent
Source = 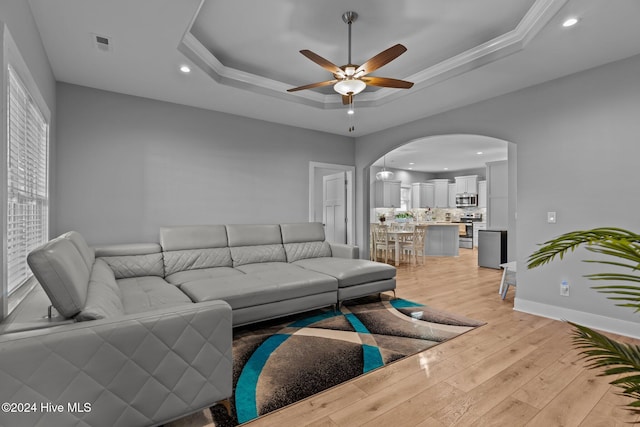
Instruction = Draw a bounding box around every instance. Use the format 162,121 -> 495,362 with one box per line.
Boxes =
91,33 -> 112,52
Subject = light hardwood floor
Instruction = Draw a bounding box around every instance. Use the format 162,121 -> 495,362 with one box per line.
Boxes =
174,248 -> 640,427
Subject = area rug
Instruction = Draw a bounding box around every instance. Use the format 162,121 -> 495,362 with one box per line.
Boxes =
210,295 -> 485,426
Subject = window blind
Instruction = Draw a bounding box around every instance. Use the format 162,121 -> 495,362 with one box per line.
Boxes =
6,65 -> 49,294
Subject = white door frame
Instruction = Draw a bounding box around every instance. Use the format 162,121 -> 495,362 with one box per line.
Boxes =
309,162 -> 355,245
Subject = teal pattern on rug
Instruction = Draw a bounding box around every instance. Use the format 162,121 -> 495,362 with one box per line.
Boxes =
343,312 -> 384,373
213,296 -> 485,426
235,333 -> 291,423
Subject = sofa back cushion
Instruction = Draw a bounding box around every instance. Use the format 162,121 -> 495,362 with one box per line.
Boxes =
62,230 -> 95,271
160,225 -> 232,275
160,225 -> 229,250
226,224 -> 286,266
280,222 -> 331,262
27,236 -> 90,318
95,243 -> 165,279
76,259 -> 125,321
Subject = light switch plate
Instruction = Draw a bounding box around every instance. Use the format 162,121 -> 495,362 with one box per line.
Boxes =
547,212 -> 556,223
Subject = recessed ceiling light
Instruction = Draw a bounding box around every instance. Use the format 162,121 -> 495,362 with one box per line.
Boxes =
180,65 -> 191,73
562,17 -> 579,27
477,151 -> 484,155
444,167 -> 449,171
408,167 -> 413,170
409,162 -> 415,165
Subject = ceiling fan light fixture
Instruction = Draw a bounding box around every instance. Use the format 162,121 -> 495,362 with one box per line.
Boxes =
334,79 -> 366,96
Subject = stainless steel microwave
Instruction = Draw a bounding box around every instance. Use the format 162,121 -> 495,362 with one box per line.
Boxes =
456,193 -> 478,208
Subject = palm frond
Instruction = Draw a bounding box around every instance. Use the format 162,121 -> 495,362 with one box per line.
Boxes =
589,285 -> 640,311
587,273 -> 640,283
529,228 -> 640,417
528,227 -> 640,308
570,322 -> 640,411
527,227 -> 640,269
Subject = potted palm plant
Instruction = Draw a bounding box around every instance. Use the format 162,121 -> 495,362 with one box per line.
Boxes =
528,227 -> 640,415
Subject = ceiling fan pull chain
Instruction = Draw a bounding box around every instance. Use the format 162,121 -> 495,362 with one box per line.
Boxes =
348,97 -> 355,132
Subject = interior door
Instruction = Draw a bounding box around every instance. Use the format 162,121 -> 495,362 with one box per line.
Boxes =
323,172 -> 347,244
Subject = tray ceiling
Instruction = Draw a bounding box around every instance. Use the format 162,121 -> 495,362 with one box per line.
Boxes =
27,0 -> 640,136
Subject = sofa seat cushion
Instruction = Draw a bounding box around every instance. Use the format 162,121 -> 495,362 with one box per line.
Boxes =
165,267 -> 243,287
234,262 -> 302,274
292,258 -> 396,287
181,269 -> 337,309
117,276 -> 192,314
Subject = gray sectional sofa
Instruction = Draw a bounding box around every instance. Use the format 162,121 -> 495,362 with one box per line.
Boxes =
0,222 -> 395,427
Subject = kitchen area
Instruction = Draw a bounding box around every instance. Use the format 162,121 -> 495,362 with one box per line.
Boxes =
370,135 -> 510,268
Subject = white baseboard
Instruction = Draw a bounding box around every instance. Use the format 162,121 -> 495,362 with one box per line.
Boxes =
514,298 -> 640,339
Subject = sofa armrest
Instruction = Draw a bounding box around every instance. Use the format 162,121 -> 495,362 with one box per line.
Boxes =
329,243 -> 359,259
0,300 -> 232,427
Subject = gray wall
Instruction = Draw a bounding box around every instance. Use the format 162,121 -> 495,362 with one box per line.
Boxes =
0,2 -> 55,108
55,83 -> 353,245
356,53 -> 640,332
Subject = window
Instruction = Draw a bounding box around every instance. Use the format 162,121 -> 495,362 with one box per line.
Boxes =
400,186 -> 411,212
6,65 -> 49,295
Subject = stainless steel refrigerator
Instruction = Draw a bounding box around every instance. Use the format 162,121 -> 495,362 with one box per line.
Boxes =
478,230 -> 507,269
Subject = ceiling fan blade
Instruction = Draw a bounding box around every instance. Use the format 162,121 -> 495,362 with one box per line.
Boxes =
287,79 -> 338,92
342,94 -> 353,105
355,44 -> 407,76
300,50 -> 344,76
361,76 -> 414,89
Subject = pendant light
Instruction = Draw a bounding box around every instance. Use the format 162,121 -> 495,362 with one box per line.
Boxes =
376,155 -> 394,181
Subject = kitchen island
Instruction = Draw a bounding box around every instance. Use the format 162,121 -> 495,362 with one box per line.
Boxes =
373,222 -> 459,265
423,223 -> 459,257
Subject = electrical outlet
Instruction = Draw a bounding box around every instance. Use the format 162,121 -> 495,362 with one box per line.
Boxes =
560,280 -> 569,296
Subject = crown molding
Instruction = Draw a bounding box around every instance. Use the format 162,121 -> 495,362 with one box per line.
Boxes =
178,0 -> 568,110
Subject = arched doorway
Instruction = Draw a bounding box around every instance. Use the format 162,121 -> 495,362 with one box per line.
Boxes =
364,134 -> 516,262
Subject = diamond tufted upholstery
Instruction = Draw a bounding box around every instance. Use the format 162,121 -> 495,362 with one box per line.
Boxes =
95,244 -> 165,279
0,301 -> 232,427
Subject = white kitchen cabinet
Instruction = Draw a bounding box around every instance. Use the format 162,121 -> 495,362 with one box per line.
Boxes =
486,160 -> 508,229
455,175 -> 478,194
428,179 -> 450,208
411,182 -> 434,208
478,180 -> 487,208
375,180 -> 401,208
473,222 -> 486,247
448,183 -> 457,208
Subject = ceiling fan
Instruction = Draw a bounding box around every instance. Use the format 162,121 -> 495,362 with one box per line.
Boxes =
287,11 -> 414,105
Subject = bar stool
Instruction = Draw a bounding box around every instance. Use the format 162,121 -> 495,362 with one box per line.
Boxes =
499,261 -> 517,299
